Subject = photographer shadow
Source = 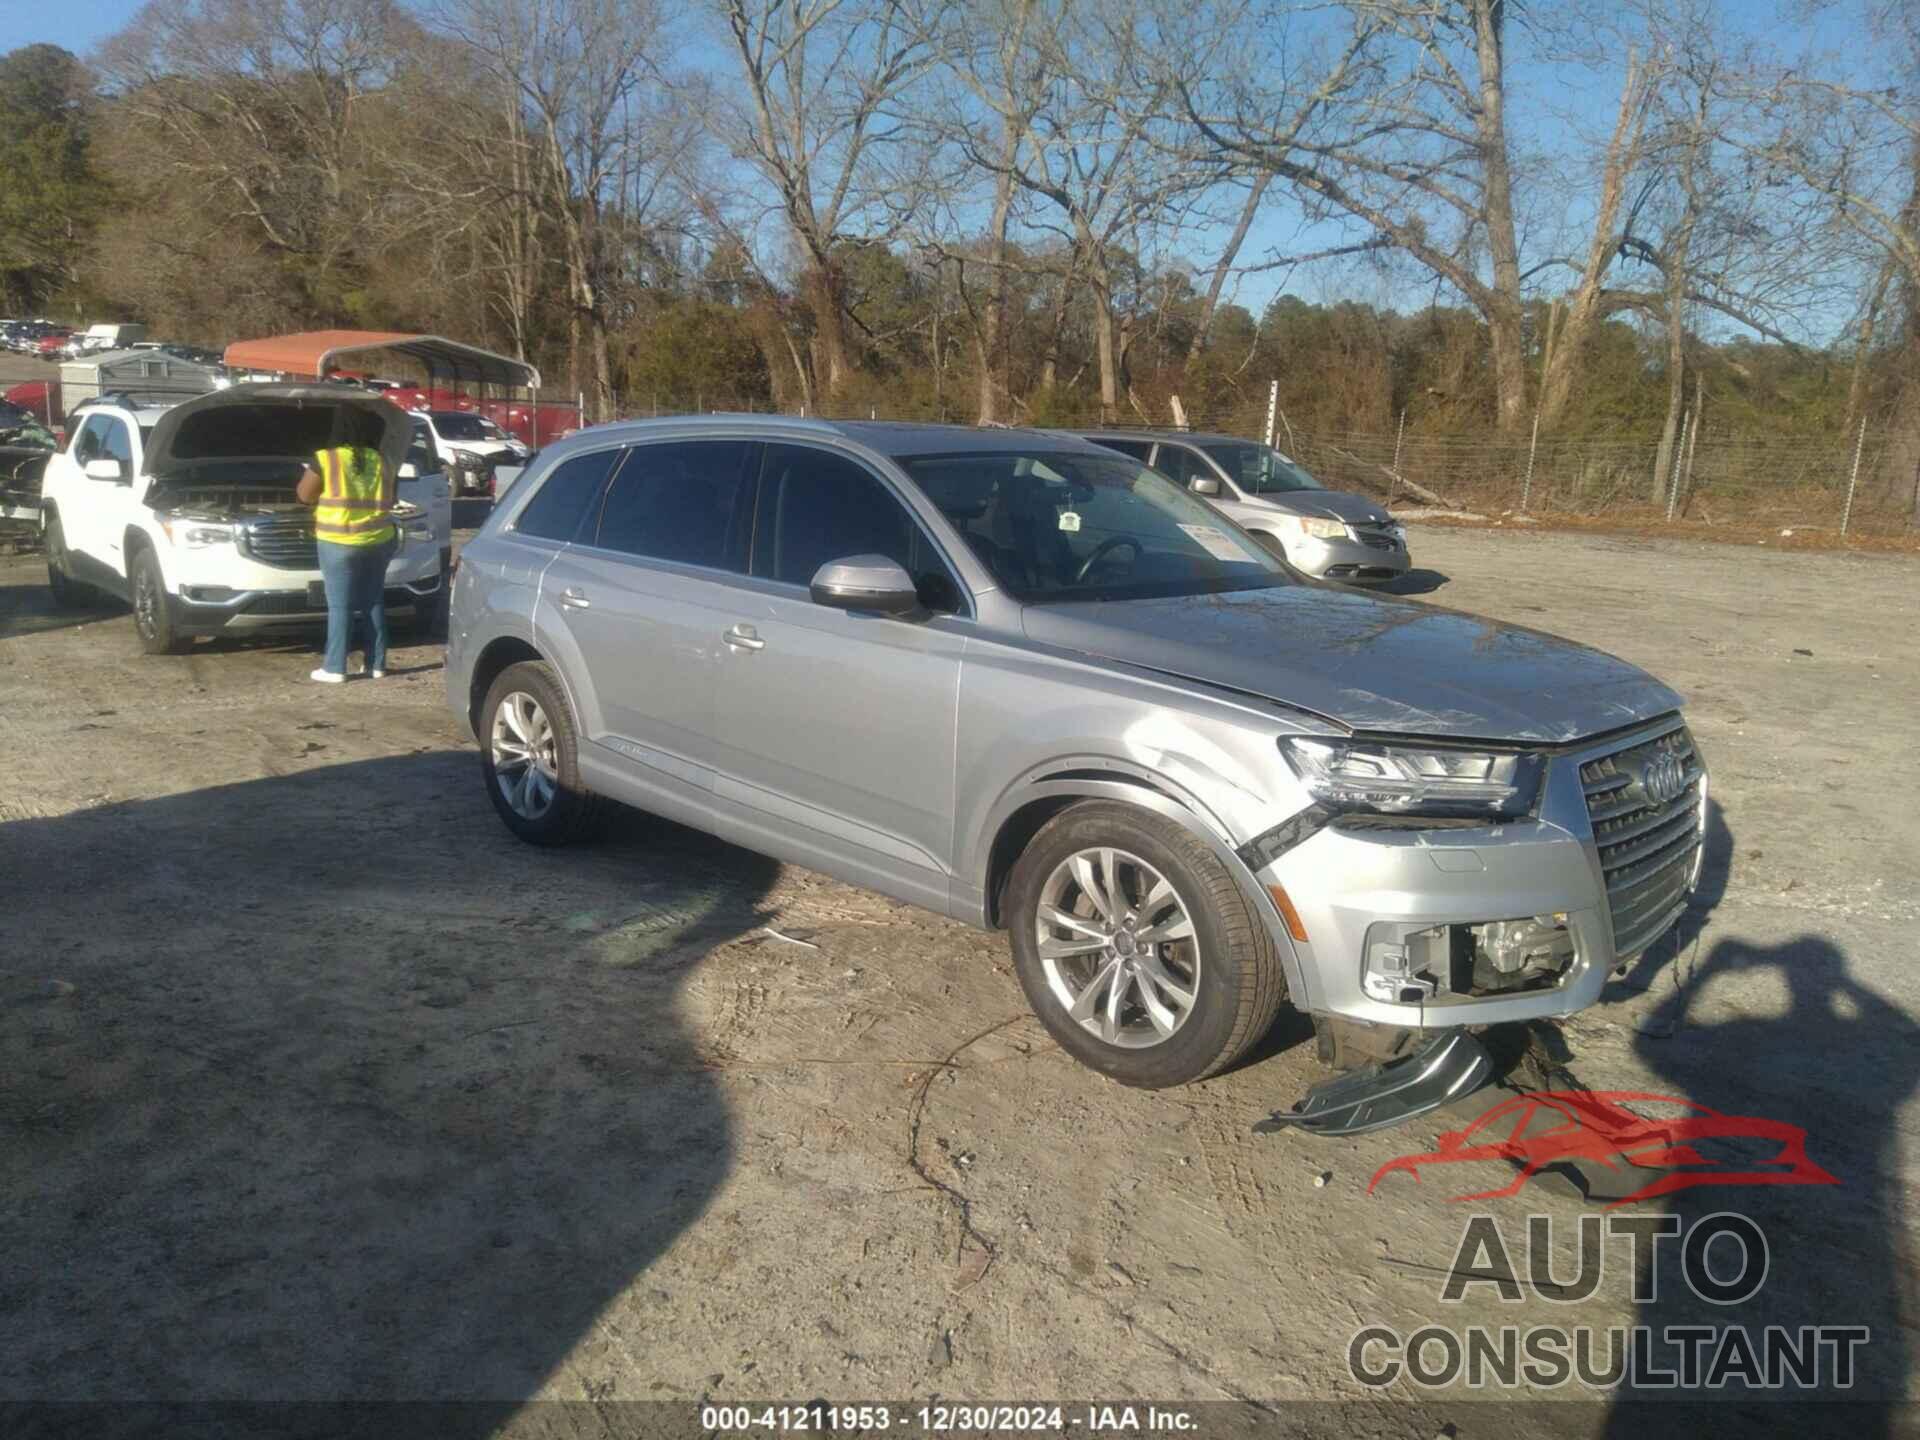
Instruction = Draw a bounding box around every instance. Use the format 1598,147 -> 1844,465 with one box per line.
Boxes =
1604,932 -> 1917,1434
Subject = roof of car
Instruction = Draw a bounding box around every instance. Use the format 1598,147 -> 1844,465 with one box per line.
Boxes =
580,414 -> 1107,458
1070,428 -> 1255,445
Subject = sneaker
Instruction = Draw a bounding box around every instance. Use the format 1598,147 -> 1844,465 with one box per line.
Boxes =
310,668 -> 346,684
365,668 -> 387,680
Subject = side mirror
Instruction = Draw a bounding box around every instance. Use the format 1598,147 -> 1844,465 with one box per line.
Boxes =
397,462 -> 418,480
1191,476 -> 1222,497
83,457 -> 125,483
809,555 -> 922,617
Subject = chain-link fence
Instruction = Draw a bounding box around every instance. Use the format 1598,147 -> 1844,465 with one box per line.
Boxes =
594,387 -> 1920,539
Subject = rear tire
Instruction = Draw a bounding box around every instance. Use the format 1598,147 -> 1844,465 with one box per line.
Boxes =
479,660 -> 602,845
130,546 -> 190,655
1007,801 -> 1286,1089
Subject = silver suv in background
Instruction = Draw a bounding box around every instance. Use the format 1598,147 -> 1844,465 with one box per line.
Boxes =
1080,430 -> 1409,583
446,420 -> 1704,1126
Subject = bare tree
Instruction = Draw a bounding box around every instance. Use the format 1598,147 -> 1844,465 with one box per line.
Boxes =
708,0 -> 937,397
437,0 -> 682,419
95,0 -> 408,315
953,0 -> 1203,420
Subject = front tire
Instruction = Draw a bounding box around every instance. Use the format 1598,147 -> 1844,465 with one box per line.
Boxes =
479,660 -> 601,845
1007,801 -> 1286,1088
130,547 -> 190,655
45,513 -> 93,608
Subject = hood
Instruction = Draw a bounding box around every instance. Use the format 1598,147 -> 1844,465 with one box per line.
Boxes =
447,437 -> 525,456
1020,585 -> 1681,744
145,383 -> 411,479
1247,489 -> 1390,525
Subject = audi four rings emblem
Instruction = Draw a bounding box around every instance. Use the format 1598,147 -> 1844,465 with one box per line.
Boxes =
1641,750 -> 1687,805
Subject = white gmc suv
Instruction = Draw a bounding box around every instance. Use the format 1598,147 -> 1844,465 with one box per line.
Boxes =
39,384 -> 452,654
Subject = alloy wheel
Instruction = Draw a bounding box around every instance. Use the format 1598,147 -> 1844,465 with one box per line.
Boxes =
1033,846 -> 1201,1048
490,690 -> 559,819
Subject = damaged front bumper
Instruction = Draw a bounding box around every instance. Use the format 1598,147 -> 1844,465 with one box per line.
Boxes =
1241,718 -> 1706,1135
1255,1030 -> 1493,1136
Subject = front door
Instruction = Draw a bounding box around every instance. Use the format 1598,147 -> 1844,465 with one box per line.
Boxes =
711,442 -> 967,909
538,437 -> 760,796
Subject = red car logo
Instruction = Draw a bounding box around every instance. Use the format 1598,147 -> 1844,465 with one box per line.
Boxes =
1368,1090 -> 1839,1207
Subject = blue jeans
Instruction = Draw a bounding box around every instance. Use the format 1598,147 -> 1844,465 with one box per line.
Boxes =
316,536 -> 396,675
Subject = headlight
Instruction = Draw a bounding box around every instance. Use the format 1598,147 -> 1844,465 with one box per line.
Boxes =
1290,515 -> 1347,540
1279,736 -> 1544,819
160,518 -> 233,547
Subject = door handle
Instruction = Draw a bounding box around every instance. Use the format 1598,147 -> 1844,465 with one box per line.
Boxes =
724,623 -> 765,652
559,586 -> 590,609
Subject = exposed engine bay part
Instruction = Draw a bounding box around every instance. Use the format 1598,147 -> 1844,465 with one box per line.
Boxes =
1254,1030 -> 1492,1137
1360,913 -> 1575,1004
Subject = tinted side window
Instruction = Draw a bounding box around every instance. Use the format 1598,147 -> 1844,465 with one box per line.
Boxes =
755,444 -> 962,612
514,448 -> 622,542
72,415 -> 107,461
591,440 -> 756,571
1091,437 -> 1153,461
405,426 -> 438,475
98,418 -> 133,468
1153,444 -> 1204,485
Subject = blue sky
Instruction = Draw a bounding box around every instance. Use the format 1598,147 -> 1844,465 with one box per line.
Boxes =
9,0 -> 134,54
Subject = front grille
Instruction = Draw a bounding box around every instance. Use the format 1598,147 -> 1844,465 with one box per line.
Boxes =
245,517 -> 318,570
242,592 -> 318,616
1581,719 -> 1705,958
1349,521 -> 1400,551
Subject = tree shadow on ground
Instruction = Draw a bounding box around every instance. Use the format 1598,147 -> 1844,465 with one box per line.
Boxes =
0,577 -> 125,641
0,753 -> 775,1429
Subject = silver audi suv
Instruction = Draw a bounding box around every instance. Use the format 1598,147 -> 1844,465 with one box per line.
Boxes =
446,420 -> 1705,1123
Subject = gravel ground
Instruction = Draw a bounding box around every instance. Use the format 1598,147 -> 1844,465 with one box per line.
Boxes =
0,516 -> 1914,1436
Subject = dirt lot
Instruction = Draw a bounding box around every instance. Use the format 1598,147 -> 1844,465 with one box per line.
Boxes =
1,517 -> 1915,1435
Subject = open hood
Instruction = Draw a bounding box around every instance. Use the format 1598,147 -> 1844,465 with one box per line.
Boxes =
144,383 -> 411,479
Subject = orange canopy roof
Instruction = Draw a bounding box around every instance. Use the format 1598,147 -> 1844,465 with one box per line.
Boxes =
222,330 -> 540,390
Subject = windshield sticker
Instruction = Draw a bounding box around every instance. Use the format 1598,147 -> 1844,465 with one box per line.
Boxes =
1058,511 -> 1083,533
1178,523 -> 1247,561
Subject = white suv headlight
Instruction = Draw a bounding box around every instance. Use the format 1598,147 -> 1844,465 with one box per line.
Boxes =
1289,515 -> 1347,540
159,518 -> 234,548
1279,736 -> 1545,820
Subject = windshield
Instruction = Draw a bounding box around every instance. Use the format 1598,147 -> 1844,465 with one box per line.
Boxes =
431,412 -> 501,441
900,450 -> 1286,603
1198,440 -> 1324,495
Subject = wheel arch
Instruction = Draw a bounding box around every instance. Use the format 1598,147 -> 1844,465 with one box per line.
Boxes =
467,635 -> 547,735
977,766 -> 1313,1010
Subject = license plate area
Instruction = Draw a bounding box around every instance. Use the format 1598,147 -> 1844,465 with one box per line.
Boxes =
306,581 -> 326,609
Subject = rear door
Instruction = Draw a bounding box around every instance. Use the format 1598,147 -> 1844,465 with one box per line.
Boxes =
536,437 -> 760,796
709,442 -> 968,908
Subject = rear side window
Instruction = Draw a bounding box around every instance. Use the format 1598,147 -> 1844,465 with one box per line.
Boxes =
590,440 -> 757,571
514,448 -> 622,542
754,444 -> 963,612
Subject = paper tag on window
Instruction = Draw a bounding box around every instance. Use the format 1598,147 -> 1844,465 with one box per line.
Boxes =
1058,511 -> 1082,533
1178,523 -> 1247,561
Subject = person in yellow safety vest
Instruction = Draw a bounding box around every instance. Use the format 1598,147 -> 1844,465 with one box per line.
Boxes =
295,413 -> 397,684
